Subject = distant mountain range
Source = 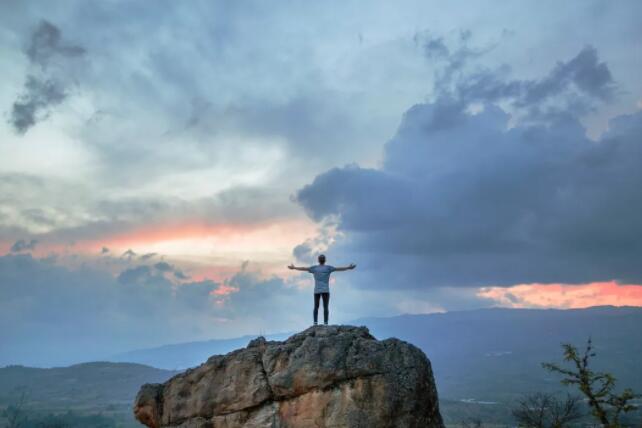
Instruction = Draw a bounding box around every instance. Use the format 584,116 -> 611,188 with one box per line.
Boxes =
110,333 -> 290,370
357,306 -> 642,397
2,306 -> 641,426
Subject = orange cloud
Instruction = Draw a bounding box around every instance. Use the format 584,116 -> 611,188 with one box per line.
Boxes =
210,284 -> 239,296
188,265 -> 241,283
97,218 -> 316,256
8,218 -> 316,260
478,281 -> 642,308
1,218 -> 319,289
100,222 -> 254,248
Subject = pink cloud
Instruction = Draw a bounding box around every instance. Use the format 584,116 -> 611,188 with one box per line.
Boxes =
210,284 -> 239,296
478,281 -> 642,308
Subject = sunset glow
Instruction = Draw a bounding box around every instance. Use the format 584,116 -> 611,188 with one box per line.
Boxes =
478,281 -> 642,309
98,219 -> 318,260
4,217 -> 317,262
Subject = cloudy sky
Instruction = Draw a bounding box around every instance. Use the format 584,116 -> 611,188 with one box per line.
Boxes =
1,0 -> 641,366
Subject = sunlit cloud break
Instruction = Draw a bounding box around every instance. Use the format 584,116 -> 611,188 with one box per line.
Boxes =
478,282 -> 642,309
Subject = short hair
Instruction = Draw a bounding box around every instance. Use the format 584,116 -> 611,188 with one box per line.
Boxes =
318,254 -> 326,263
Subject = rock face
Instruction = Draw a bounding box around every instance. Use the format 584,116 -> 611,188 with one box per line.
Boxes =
134,325 -> 443,428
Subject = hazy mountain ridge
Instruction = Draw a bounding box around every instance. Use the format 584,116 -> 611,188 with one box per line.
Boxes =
0,362 -> 178,427
0,362 -> 177,405
110,333 -> 290,370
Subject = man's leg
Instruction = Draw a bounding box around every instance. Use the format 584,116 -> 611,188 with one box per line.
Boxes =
313,293 -> 320,325
322,292 -> 330,325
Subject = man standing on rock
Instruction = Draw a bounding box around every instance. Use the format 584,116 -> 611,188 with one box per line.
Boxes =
288,254 -> 356,325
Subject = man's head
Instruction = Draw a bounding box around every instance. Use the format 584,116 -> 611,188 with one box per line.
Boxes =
318,254 -> 326,265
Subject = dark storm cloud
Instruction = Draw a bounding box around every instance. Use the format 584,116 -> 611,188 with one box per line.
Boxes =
10,77 -> 67,133
296,47 -> 642,289
519,46 -> 614,103
25,20 -> 85,66
418,31 -> 488,91
9,20 -> 85,133
456,46 -> 614,117
10,238 -> 38,253
420,34 -> 615,121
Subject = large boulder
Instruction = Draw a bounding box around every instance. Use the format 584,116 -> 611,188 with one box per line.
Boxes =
133,325 -> 443,428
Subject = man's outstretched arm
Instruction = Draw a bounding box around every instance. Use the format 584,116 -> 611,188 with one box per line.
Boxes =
288,264 -> 310,271
334,263 -> 356,272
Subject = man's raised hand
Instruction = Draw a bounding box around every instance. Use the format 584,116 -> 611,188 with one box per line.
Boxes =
349,263 -> 357,270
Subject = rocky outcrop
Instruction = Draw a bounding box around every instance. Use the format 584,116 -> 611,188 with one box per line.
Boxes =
134,325 -> 443,428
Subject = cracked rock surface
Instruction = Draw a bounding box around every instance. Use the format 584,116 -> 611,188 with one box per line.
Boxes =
133,325 -> 443,428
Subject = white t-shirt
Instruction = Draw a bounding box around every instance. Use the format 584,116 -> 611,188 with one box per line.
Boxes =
308,264 -> 336,294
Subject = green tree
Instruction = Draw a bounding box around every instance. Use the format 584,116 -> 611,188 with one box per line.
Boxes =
542,338 -> 639,427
